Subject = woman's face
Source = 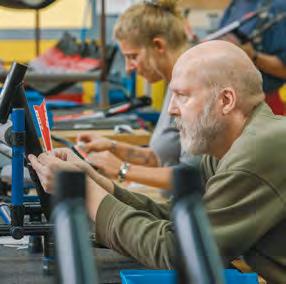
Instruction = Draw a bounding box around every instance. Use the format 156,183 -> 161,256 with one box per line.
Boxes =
118,40 -> 163,83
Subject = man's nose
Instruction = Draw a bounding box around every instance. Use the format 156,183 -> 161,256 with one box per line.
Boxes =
168,93 -> 180,116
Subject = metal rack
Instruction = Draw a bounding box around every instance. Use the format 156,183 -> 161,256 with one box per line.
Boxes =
0,0 -> 110,107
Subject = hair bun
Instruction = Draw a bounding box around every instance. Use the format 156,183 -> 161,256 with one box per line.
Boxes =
144,0 -> 178,15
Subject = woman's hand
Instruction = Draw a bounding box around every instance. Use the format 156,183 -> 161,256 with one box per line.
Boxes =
77,133 -> 113,153
87,151 -> 123,179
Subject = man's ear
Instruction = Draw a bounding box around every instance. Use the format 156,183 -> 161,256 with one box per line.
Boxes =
219,87 -> 237,115
152,37 -> 167,53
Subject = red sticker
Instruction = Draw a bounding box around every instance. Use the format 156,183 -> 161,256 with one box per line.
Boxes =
34,100 -> 53,152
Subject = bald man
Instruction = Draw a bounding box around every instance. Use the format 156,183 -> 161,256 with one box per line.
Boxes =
29,41 -> 286,283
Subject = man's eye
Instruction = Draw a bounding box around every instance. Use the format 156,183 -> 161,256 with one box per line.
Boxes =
126,55 -> 137,60
177,94 -> 189,104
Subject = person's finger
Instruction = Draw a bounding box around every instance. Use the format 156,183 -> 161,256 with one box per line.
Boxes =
100,151 -> 113,158
28,154 -> 49,179
28,154 -> 36,162
38,152 -> 65,168
87,159 -> 106,175
86,153 -> 104,168
53,147 -> 71,160
86,153 -> 98,165
47,150 -> 57,157
52,148 -> 64,159
28,154 -> 42,171
28,154 -> 55,192
77,133 -> 93,143
37,152 -> 55,165
81,142 -> 97,153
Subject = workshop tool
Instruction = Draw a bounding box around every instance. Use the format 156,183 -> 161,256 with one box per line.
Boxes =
53,171 -> 98,284
0,62 -> 51,219
172,166 -> 225,284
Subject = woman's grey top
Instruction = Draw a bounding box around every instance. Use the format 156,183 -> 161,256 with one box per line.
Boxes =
149,88 -> 200,167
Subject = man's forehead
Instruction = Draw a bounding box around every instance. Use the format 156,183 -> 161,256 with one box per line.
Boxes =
172,56 -> 198,80
170,76 -> 191,94
171,65 -> 196,91
173,58 -> 187,73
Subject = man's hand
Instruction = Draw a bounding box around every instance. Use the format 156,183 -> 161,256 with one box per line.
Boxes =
87,151 -> 123,179
77,133 -> 113,153
54,148 -> 115,195
28,151 -> 110,221
53,148 -> 91,173
28,152 -> 80,193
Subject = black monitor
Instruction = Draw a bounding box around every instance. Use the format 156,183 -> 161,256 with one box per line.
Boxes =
0,62 -> 51,218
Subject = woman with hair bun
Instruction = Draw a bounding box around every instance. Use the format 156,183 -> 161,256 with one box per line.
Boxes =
77,0 -> 200,189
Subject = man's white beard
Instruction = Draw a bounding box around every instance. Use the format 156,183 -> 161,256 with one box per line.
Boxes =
174,103 -> 224,155
175,117 -> 208,155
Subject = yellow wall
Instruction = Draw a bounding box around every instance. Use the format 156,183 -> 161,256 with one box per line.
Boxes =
0,0 -> 88,29
179,0 -> 230,9
136,76 -> 167,111
0,40 -> 57,64
0,0 -> 167,109
0,0 -> 91,64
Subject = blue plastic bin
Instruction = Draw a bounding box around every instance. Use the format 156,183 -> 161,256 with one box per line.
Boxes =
224,269 -> 259,284
120,269 -> 259,284
120,270 -> 177,284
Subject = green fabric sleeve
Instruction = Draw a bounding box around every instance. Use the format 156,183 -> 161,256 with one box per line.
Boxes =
96,169 -> 284,270
95,194 -> 176,269
205,170 -> 285,262
113,183 -> 171,220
